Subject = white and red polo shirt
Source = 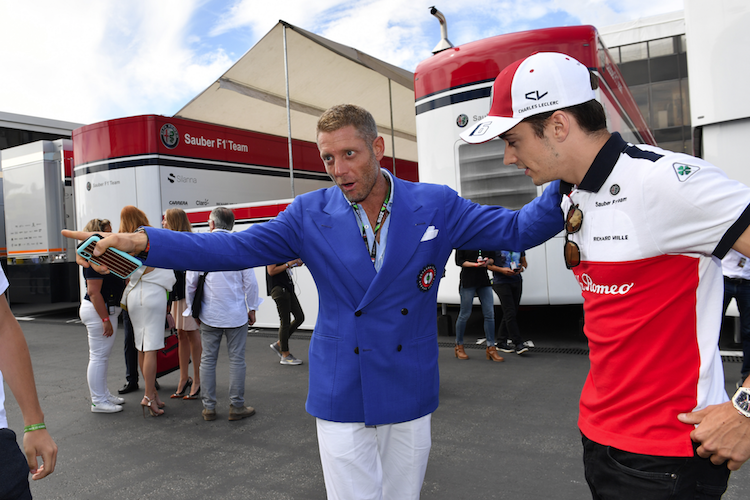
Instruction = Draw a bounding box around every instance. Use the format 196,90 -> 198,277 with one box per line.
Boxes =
562,132 -> 750,457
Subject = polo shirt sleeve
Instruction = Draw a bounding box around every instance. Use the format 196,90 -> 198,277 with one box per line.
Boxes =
642,152 -> 750,258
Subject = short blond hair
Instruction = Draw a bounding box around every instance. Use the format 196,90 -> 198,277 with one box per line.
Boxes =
317,104 -> 378,147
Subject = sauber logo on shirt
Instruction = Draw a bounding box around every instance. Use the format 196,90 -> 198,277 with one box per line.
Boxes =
673,163 -> 700,182
576,273 -> 634,295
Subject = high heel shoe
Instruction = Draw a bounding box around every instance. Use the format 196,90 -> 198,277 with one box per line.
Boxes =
486,346 -> 504,362
141,396 -> 165,417
184,385 -> 201,400
171,377 -> 192,398
454,344 -> 469,360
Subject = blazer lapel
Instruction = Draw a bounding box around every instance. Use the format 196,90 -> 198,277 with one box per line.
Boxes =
309,189 -> 376,297
358,183 -> 437,310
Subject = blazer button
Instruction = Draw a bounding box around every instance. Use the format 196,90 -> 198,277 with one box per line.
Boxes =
354,347 -> 359,354
397,345 -> 402,352
355,310 -> 362,317
401,308 -> 408,315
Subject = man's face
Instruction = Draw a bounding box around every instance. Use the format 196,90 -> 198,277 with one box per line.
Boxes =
318,125 -> 383,204
501,121 -> 560,186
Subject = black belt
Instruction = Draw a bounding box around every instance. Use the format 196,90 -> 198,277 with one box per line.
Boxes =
725,276 -> 750,283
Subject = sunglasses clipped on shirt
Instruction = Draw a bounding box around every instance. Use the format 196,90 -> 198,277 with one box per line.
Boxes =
564,204 -> 583,269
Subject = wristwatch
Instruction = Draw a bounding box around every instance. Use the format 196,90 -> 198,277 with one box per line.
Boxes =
731,387 -> 750,418
134,226 -> 150,261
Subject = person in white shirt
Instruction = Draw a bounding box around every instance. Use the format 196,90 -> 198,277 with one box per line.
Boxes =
185,207 -> 263,422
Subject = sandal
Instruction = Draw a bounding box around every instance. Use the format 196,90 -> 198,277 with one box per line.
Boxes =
171,377 -> 193,398
141,396 -> 165,417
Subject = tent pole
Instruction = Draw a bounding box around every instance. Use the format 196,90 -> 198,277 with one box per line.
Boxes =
388,79 -> 397,177
283,24 -> 295,198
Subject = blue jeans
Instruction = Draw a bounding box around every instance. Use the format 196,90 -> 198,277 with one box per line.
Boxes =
199,322 -> 248,410
582,434 -> 730,499
455,285 -> 495,346
723,276 -> 750,378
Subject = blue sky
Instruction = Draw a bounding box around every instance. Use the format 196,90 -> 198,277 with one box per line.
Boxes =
0,0 -> 682,125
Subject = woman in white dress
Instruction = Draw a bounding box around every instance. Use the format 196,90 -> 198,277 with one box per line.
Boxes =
119,206 -> 176,417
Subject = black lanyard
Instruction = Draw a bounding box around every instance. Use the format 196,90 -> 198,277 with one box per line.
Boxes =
352,176 -> 391,263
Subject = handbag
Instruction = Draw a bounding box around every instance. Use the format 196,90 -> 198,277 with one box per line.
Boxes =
191,272 -> 209,319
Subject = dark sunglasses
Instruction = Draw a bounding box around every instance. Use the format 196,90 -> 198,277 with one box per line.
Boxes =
564,204 -> 583,269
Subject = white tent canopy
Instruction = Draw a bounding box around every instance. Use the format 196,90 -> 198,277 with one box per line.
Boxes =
175,21 -> 417,165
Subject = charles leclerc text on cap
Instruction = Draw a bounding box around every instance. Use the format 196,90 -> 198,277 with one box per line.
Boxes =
460,52 -> 597,144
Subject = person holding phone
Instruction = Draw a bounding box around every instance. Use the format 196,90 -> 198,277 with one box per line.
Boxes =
453,249 -> 503,362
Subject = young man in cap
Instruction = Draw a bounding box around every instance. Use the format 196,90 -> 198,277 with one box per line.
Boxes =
461,51 -> 750,498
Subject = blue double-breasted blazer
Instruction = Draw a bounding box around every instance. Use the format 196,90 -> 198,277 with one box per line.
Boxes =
144,176 -> 563,425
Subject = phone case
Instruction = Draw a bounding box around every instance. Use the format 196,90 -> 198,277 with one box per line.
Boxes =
76,234 -> 143,280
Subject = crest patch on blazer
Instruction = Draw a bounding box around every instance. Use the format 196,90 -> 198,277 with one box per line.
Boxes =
417,265 -> 437,292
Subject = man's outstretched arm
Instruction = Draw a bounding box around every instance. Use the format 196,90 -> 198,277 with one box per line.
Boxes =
0,295 -> 58,480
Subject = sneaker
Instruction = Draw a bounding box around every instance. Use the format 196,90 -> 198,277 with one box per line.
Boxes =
280,354 -> 303,366
270,342 -> 282,359
228,405 -> 256,421
497,340 -> 515,353
516,341 -> 535,355
202,408 -> 217,421
107,394 -> 126,405
91,401 -> 123,413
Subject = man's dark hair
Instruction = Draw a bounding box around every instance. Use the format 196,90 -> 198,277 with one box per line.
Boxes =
523,99 -> 607,138
209,206 -> 235,231
522,72 -> 606,138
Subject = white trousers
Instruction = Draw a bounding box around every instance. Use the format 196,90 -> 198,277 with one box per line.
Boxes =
80,300 -> 120,404
316,414 -> 432,500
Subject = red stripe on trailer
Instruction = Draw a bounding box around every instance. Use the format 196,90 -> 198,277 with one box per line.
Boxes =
186,203 -> 291,224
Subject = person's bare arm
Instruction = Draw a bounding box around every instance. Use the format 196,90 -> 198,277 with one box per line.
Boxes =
267,259 -> 303,276
0,295 -> 58,479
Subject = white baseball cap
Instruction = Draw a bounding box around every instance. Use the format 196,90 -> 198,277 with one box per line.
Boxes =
460,52 -> 596,144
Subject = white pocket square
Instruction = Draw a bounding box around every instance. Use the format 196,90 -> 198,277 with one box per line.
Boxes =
420,226 -> 439,242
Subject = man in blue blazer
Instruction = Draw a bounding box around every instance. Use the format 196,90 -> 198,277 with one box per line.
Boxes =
66,104 -> 564,499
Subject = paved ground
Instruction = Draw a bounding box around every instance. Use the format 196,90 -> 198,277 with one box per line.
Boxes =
4,304 -> 749,499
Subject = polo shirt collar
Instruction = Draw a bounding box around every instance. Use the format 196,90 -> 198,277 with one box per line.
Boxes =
559,132 -> 628,195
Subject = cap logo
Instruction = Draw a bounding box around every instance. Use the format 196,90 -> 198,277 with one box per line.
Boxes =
525,91 -> 548,101
468,122 -> 491,137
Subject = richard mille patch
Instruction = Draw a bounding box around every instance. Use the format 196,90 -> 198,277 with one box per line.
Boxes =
609,184 -> 620,196
673,163 -> 700,182
417,265 -> 437,292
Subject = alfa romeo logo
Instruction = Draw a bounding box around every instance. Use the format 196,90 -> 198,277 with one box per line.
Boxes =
160,123 -> 179,149
456,114 -> 469,128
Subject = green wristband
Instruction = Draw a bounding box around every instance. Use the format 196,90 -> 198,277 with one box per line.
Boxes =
23,423 -> 46,433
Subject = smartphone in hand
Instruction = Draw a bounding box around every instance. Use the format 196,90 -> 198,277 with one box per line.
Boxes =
76,234 -> 142,279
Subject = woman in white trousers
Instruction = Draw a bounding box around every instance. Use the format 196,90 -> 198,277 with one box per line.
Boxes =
79,218 -> 126,413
